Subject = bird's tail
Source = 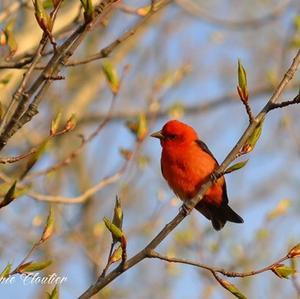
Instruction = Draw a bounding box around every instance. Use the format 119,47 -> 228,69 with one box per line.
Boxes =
196,203 -> 244,231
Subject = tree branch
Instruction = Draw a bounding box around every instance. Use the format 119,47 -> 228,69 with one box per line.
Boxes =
78,49 -> 300,299
0,0 -> 121,152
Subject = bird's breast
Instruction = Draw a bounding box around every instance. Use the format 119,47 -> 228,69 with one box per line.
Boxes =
161,144 -> 216,200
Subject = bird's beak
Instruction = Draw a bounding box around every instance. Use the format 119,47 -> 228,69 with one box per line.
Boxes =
150,130 -> 164,140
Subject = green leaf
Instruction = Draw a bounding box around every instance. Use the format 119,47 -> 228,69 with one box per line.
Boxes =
47,285 -> 59,299
33,0 -> 52,33
41,205 -> 55,242
86,0 -> 94,18
126,114 -> 148,141
288,243 -> 300,258
43,0 -> 54,9
102,61 -> 120,94
112,196 -> 123,243
0,263 -> 12,279
0,180 -> 17,209
225,160 -> 248,174
241,121 -> 263,154
136,114 -> 148,141
19,260 -> 52,273
237,59 -> 247,92
110,245 -> 123,263
3,19 -> 17,60
80,0 -> 94,21
112,196 -> 123,230
64,113 -> 76,132
21,139 -> 49,179
237,59 -> 248,103
272,264 -> 296,279
0,73 -> 13,87
221,279 -> 247,299
50,112 -> 62,135
248,122 -> 263,148
103,217 -> 123,241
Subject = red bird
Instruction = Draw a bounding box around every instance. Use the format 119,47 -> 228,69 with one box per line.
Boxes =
151,120 -> 243,230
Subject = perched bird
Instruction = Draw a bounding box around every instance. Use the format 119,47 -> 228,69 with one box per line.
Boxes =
151,120 -> 243,230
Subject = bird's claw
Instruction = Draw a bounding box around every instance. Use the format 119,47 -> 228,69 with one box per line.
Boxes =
180,203 -> 191,216
210,172 -> 218,183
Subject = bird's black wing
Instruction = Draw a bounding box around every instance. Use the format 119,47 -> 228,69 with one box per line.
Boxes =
195,139 -> 229,205
195,139 -> 219,164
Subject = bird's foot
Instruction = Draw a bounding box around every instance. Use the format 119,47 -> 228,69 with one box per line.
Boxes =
180,203 -> 192,216
210,172 -> 219,183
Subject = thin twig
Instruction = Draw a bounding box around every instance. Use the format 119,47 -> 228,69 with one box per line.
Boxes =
78,83 -> 299,124
0,119 -> 75,165
28,169 -> 124,204
25,64 -> 128,179
268,92 -> 300,111
147,250 -> 290,278
242,100 -> 255,123
10,242 -> 40,275
67,0 -> 171,67
100,243 -> 115,277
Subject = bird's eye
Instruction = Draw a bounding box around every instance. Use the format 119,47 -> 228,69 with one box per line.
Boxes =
167,134 -> 176,140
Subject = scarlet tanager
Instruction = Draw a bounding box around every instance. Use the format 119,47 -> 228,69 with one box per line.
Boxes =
151,120 -> 243,230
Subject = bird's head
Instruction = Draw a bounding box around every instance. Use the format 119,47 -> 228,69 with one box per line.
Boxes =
150,120 -> 198,147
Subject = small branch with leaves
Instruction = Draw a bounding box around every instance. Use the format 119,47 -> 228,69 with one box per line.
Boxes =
0,205 -> 54,279
0,0 -> 121,152
0,114 -> 76,209
0,112 -> 75,166
147,245 -> 300,298
101,197 -> 127,277
237,59 -> 255,123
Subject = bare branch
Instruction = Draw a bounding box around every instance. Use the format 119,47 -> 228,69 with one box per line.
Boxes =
28,169 -> 123,204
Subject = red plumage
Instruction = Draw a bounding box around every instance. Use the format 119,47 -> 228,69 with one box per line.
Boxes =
151,120 -> 243,230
